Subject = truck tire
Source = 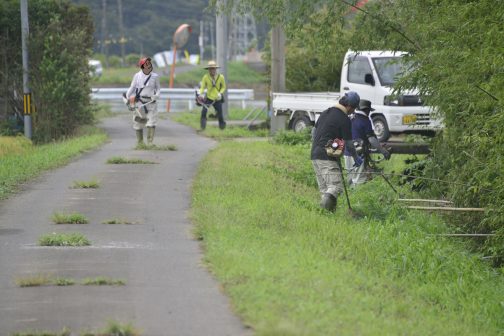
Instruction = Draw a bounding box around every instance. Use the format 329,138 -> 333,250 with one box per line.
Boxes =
292,115 -> 311,132
372,115 -> 390,142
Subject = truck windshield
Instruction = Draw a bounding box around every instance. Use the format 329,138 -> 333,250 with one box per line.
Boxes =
372,57 -> 411,86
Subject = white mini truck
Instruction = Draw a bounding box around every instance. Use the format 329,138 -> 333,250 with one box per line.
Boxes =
272,50 -> 442,141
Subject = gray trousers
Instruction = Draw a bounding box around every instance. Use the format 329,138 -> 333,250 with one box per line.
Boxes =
344,155 -> 368,185
312,159 -> 343,198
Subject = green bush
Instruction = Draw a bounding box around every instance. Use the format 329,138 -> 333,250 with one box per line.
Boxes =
0,0 -> 95,143
125,53 -> 141,67
107,55 -> 122,68
345,0 -> 504,264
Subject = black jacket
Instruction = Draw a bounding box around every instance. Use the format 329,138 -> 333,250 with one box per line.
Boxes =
311,105 -> 352,161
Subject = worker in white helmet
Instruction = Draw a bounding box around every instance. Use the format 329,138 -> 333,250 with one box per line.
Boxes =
126,57 -> 161,145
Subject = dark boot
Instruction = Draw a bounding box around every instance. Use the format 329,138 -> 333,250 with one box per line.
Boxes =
200,117 -> 207,130
135,129 -> 144,145
147,126 -> 155,144
321,193 -> 337,212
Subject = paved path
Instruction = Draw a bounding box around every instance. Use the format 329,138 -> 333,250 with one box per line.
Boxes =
0,116 -> 250,335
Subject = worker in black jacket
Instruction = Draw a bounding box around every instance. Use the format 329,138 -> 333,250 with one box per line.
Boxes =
311,91 -> 361,212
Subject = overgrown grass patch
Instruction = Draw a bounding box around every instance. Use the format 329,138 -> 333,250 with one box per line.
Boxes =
0,129 -> 107,199
15,274 -> 53,287
16,275 -> 130,287
134,143 -> 177,151
106,157 -> 157,164
13,321 -> 139,336
71,179 -> 100,189
0,135 -> 32,156
51,212 -> 89,224
82,320 -> 140,336
191,141 -> 504,335
82,277 -> 126,286
16,275 -> 76,287
38,233 -> 91,247
102,218 -> 136,225
53,278 -> 76,286
12,327 -> 71,336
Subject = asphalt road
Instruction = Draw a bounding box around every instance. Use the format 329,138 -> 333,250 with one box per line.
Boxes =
0,115 -> 250,335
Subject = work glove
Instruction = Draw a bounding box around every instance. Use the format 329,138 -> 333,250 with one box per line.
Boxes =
381,149 -> 391,160
128,96 -> 137,111
353,156 -> 363,168
217,93 -> 222,101
196,94 -> 206,105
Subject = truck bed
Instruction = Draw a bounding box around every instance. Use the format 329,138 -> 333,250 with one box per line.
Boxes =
272,92 -> 341,115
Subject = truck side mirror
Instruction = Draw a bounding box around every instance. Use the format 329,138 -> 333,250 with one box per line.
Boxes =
364,73 -> 375,86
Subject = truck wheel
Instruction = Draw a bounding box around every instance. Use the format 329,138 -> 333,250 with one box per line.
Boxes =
292,115 -> 311,132
372,115 -> 390,142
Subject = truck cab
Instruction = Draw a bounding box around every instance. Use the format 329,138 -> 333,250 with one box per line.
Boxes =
341,50 -> 442,141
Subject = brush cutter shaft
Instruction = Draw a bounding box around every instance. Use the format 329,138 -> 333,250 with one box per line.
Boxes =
336,159 -> 352,210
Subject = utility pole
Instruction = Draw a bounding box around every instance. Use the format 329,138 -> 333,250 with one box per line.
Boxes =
100,0 -> 106,54
101,0 -> 108,67
269,25 -> 286,134
20,0 -> 32,139
117,0 -> 125,66
216,0 -> 228,118
209,21 -> 216,61
199,20 -> 204,63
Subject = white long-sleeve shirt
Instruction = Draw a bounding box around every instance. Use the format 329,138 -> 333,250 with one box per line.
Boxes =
126,70 -> 160,100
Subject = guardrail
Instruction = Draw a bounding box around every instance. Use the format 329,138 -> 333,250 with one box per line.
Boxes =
91,88 -> 255,110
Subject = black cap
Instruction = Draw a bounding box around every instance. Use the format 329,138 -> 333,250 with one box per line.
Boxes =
358,99 -> 375,112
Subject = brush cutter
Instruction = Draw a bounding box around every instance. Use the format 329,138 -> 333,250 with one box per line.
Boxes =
122,93 -> 156,123
195,91 -> 216,110
336,158 -> 353,213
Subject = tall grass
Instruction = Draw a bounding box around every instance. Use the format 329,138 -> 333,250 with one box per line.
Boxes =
0,135 -> 32,156
191,141 -> 504,335
170,110 -> 269,139
0,130 -> 107,199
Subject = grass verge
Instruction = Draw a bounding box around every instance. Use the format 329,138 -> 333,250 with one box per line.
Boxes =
0,135 -> 32,156
170,110 -> 269,140
0,128 -> 107,200
191,140 -> 504,335
38,233 -> 91,247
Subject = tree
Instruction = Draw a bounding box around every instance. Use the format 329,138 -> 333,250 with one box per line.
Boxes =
71,0 -> 209,57
0,0 -> 95,142
211,0 -> 504,263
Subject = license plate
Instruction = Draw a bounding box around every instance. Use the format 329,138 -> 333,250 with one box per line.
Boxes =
402,115 -> 417,125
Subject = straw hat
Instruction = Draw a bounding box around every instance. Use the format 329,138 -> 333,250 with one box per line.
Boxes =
204,60 -> 220,69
